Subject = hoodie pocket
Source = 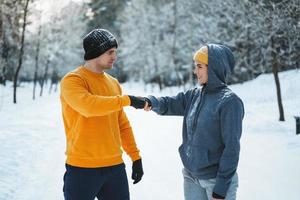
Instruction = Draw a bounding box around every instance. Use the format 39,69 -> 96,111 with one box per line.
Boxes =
179,145 -> 210,171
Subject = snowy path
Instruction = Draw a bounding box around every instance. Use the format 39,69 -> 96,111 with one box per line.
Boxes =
1,70 -> 300,199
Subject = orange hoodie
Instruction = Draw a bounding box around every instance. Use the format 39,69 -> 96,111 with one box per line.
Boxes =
60,66 -> 141,168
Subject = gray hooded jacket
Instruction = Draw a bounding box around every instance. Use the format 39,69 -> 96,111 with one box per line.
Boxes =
148,44 -> 244,197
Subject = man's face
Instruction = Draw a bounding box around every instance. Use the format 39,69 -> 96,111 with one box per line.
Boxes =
95,48 -> 117,70
193,61 -> 208,85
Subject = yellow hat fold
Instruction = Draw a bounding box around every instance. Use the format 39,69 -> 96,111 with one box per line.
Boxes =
193,46 -> 208,65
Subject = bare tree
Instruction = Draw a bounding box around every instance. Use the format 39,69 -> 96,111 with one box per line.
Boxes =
0,2 -> 3,85
49,70 -> 59,94
253,0 -> 296,121
33,24 -> 41,100
13,0 -> 30,103
271,35 -> 285,121
39,59 -> 50,97
0,0 -> 11,86
0,0 -> 24,86
171,0 -> 182,86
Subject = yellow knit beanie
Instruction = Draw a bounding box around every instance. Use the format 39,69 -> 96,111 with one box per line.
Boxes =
193,46 -> 208,65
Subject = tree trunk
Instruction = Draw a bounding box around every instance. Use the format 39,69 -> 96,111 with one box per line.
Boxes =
49,82 -> 53,94
49,70 -> 59,94
40,59 -> 50,97
153,53 -> 163,91
171,0 -> 182,87
0,5 -> 5,86
1,31 -> 8,86
273,70 -> 285,121
32,73 -> 37,100
13,0 -> 29,103
33,25 -> 41,100
271,36 -> 285,121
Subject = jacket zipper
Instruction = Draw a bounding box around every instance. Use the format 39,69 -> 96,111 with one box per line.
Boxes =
191,86 -> 206,132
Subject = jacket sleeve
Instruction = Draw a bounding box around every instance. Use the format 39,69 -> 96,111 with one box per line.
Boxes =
147,89 -> 195,116
213,96 -> 244,197
60,74 -> 130,117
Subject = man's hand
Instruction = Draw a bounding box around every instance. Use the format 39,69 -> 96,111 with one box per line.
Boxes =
132,159 -> 144,184
144,98 -> 152,111
128,96 -> 146,109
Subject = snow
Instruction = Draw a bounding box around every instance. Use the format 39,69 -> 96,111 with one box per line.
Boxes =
0,69 -> 300,199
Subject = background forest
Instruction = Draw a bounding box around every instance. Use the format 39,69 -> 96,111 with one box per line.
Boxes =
1,0 -> 299,92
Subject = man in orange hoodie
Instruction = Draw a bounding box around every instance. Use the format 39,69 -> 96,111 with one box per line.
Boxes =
60,29 -> 146,200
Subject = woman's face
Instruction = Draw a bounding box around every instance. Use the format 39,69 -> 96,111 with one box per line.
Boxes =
193,62 -> 208,85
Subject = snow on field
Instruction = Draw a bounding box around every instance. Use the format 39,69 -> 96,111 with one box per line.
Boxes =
0,69 -> 299,199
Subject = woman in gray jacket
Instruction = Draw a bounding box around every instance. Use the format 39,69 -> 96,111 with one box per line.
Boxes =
144,44 -> 244,200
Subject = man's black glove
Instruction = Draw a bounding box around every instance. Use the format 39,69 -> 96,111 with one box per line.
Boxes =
132,159 -> 144,184
128,96 -> 146,109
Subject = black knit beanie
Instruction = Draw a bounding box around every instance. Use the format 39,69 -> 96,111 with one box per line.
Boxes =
83,29 -> 118,60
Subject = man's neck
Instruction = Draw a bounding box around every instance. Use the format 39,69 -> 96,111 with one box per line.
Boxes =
83,62 -> 104,74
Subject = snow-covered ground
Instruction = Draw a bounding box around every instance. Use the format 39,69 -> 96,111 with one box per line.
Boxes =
0,69 -> 300,200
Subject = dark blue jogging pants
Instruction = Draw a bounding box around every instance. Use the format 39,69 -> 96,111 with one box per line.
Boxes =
63,163 -> 130,200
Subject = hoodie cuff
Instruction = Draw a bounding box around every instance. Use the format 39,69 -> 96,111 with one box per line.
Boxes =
129,151 -> 141,162
147,95 -> 160,113
212,192 -> 225,199
122,95 -> 131,106
213,178 -> 230,198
